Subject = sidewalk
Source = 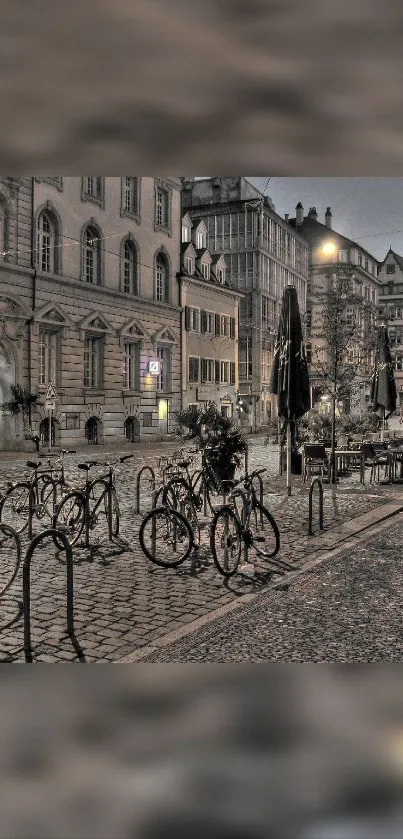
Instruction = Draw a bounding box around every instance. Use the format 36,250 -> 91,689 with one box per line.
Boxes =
123,512 -> 403,663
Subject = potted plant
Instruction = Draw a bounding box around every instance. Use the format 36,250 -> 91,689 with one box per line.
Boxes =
2,384 -> 42,448
174,402 -> 247,483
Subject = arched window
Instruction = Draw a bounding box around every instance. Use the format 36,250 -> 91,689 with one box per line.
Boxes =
122,240 -> 138,295
155,251 -> 169,303
82,225 -> 102,285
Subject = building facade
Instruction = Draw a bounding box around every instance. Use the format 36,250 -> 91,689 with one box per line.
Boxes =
288,205 -> 380,417
179,214 -> 242,417
181,177 -> 309,430
0,177 -> 182,449
377,248 -> 403,418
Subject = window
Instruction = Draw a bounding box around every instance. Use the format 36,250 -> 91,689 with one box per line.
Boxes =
123,342 -> 140,390
184,255 -> 194,274
156,346 -> 171,391
82,225 -> 102,285
239,336 -> 252,380
339,250 -> 348,262
188,356 -> 199,383
155,251 -> 169,302
201,358 -> 214,382
358,253 -> 362,267
143,412 -> 153,427
204,311 -> 214,333
190,308 -> 199,332
37,211 -> 55,273
81,177 -> 104,207
196,230 -> 206,249
201,262 -> 210,280
220,361 -> 229,384
387,263 -> 396,274
84,336 -> 103,388
155,187 -> 169,228
216,267 -> 224,283
182,224 -> 191,243
122,240 -> 138,294
365,258 -> 368,272
220,315 -> 230,337
39,329 -> 58,386
122,177 -> 138,216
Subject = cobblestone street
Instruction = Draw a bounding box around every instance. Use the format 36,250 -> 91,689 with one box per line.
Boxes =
0,436 -> 402,663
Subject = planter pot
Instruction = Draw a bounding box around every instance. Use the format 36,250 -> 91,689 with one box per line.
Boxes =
211,461 -> 236,483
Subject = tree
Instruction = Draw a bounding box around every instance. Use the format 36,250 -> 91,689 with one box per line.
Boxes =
304,264 -> 378,481
2,384 -> 42,436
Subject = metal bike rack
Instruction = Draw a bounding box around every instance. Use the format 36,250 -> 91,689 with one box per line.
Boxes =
244,445 -> 249,477
23,529 -> 75,663
0,524 -> 22,637
308,478 -> 324,536
135,466 -> 156,514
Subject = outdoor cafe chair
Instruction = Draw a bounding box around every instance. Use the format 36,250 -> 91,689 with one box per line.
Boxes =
302,444 -> 330,483
360,443 -> 388,484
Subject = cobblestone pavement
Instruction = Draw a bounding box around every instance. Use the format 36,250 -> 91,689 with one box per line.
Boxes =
0,437 -> 401,663
140,515 -> 403,663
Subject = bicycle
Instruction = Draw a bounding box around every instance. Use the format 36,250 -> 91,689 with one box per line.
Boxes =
0,450 -> 78,535
53,454 -> 133,546
210,468 -> 280,577
161,445 -> 233,522
139,502 -> 194,568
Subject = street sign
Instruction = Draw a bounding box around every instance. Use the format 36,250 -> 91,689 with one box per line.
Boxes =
45,398 -> 57,411
45,382 -> 57,400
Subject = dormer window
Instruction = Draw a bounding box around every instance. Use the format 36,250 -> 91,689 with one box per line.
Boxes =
182,224 -> 191,243
196,230 -> 207,250
184,256 -> 194,274
216,268 -> 225,284
387,263 -> 395,274
201,262 -> 209,280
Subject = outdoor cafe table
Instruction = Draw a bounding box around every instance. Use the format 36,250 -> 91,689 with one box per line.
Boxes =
384,448 -> 403,483
325,449 -> 365,483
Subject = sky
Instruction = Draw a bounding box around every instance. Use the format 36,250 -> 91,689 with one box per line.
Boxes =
248,178 -> 403,262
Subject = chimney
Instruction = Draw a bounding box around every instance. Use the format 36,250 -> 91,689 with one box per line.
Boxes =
284,213 -> 289,223
296,202 -> 304,225
308,207 -> 318,220
325,207 -> 332,228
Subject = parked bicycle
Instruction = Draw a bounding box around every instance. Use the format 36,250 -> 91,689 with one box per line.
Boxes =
210,468 -> 280,577
53,454 -> 133,546
0,450 -> 77,535
160,444 -> 233,522
139,501 -> 195,568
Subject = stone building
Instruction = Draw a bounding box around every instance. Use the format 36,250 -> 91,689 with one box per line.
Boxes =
288,204 -> 380,416
179,214 -> 242,417
181,177 -> 308,431
377,248 -> 403,419
0,177 -> 182,449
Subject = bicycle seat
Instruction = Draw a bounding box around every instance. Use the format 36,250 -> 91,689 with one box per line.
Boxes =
77,461 -> 98,471
26,460 -> 41,469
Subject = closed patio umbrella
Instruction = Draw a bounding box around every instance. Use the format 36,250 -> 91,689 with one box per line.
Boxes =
370,324 -> 397,441
270,285 -> 311,495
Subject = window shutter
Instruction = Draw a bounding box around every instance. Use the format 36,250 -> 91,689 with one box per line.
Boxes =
230,361 -> 235,385
200,310 -> 207,333
215,360 -> 220,383
230,317 -> 236,339
201,359 -> 206,382
195,357 -> 199,381
185,306 -> 191,330
215,314 -> 221,336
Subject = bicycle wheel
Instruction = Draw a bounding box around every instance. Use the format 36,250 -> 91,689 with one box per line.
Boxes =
210,506 -> 242,577
53,491 -> 85,546
0,483 -> 31,534
248,501 -> 280,559
139,506 -> 193,568
104,488 -> 120,537
36,476 -> 57,520
162,477 -> 200,544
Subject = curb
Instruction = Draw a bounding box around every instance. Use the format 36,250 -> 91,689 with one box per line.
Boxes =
116,500 -> 403,663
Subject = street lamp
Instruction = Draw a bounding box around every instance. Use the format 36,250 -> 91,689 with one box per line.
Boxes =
322,241 -> 337,258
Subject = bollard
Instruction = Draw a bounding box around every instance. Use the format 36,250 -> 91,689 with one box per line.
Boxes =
308,478 -> 324,536
23,529 -> 74,662
135,466 -> 156,514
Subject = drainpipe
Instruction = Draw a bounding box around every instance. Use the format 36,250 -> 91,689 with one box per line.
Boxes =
27,178 -> 36,426
177,272 -> 184,411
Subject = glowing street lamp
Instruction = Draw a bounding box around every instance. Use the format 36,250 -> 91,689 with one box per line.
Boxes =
322,241 -> 337,257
